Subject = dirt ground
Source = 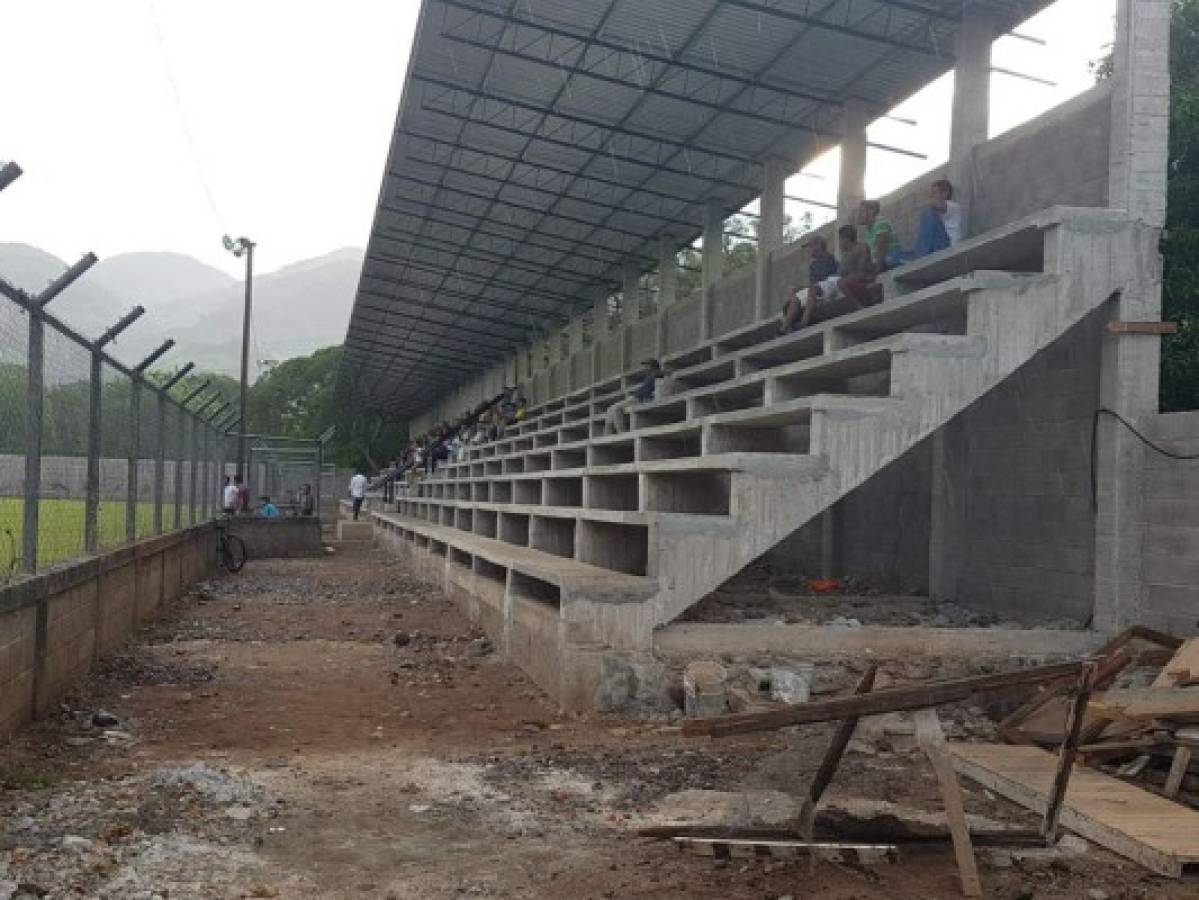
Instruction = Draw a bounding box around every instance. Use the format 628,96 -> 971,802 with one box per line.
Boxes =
0,545 -> 1192,899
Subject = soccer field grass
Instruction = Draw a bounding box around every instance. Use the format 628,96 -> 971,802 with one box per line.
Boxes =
0,499 -> 198,573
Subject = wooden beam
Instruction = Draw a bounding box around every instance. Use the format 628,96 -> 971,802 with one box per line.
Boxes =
999,649 -> 1130,744
683,661 -> 1084,738
800,666 -> 877,814
1164,746 -> 1193,799
1107,321 -> 1179,335
915,709 -> 982,898
1043,661 -> 1099,842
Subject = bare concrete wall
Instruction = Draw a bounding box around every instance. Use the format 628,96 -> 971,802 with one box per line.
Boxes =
767,440 -> 933,593
0,526 -> 215,741
226,518 -> 324,558
1136,411 -> 1199,636
949,314 -> 1104,623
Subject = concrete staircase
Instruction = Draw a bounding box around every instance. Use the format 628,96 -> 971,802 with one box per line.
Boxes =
373,207 -> 1156,711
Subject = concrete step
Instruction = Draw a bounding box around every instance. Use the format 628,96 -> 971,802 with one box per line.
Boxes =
374,512 -> 658,603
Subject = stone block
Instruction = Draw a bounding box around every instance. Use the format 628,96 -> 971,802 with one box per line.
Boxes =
683,660 -> 728,718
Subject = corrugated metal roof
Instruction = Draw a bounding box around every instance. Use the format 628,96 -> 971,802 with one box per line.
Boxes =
341,0 -> 1051,416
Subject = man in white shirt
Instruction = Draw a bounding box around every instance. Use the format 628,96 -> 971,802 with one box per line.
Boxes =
349,471 -> 368,521
221,476 -> 238,516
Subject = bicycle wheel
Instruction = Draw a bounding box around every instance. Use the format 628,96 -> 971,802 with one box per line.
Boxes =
221,534 -> 248,573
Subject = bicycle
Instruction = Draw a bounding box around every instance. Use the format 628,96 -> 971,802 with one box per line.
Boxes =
214,518 -> 248,573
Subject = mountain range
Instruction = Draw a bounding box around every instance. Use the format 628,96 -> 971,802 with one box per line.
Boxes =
0,243 -> 363,378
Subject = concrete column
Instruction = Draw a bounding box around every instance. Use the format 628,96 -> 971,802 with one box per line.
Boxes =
949,7 -> 994,235
702,201 -> 724,340
656,236 -> 677,357
622,265 -> 642,322
1093,0 -> 1170,631
837,99 -> 869,226
1108,0 -> 1170,228
755,155 -> 789,321
621,264 -> 642,373
591,295 -> 609,384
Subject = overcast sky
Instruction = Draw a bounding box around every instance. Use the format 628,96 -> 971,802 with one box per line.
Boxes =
1,0 -> 1115,278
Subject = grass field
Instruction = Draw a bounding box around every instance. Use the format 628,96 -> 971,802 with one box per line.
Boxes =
0,499 -> 199,574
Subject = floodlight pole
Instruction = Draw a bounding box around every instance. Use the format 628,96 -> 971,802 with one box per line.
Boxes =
222,235 -> 256,482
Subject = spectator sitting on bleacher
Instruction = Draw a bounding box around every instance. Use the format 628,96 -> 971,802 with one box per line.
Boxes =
858,200 -> 898,275
887,179 -> 962,268
604,358 -> 664,435
782,226 -> 874,332
779,233 -> 838,334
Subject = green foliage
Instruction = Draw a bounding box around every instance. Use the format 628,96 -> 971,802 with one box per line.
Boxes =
1162,0 -> 1199,410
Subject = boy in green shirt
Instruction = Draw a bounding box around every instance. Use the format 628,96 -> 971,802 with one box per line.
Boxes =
857,200 -> 896,274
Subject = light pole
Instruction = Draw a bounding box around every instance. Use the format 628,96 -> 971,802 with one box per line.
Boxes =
223,234 -> 255,479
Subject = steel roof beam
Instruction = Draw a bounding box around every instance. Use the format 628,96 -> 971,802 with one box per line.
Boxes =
392,170 -> 664,245
354,287 -> 538,340
342,339 -> 481,377
373,229 -> 609,287
414,73 -> 774,167
419,102 -> 761,193
397,154 -> 698,231
379,198 -> 655,270
405,130 -> 720,214
363,254 -> 589,307
439,30 -> 827,134
357,269 -> 570,322
720,0 -> 952,58
437,0 -> 838,106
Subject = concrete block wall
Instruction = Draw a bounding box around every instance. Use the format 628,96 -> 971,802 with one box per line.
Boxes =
950,314 -> 1105,623
1135,411 -> 1199,635
767,440 -> 933,593
0,526 -> 215,741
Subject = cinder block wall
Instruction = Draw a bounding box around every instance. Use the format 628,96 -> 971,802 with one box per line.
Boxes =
0,527 -> 216,741
1135,411 -> 1199,635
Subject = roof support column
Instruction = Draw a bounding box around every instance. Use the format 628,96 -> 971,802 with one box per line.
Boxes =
1108,0 -> 1170,228
949,6 -> 994,236
702,201 -> 724,340
620,264 -> 642,373
837,99 -> 868,225
1093,0 -> 1170,633
656,236 -> 678,359
591,295 -> 609,385
755,155 -> 789,322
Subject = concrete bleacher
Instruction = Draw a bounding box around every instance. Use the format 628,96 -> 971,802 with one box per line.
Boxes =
373,206 -> 1156,711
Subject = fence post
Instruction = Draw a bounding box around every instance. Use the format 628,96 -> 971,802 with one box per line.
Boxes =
22,313 -> 44,574
201,425 -> 210,519
84,350 -> 102,553
189,413 -> 199,525
126,381 -> 140,542
173,404 -> 185,530
153,392 -> 165,535
216,428 -> 226,511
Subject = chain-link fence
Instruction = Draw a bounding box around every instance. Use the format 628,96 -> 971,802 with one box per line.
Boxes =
0,268 -> 237,578
245,435 -> 328,518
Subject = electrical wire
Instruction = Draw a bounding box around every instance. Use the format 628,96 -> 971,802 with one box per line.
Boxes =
1090,407 -> 1199,511
147,0 -> 226,233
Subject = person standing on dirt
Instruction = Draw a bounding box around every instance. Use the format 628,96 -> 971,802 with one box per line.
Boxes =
234,475 -> 250,515
349,471 -> 367,521
221,476 -> 238,516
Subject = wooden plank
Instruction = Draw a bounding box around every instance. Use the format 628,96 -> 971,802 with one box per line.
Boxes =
1090,689 -> 1199,721
683,661 -> 1084,738
1164,746 -> 1193,799
949,742 -> 1199,878
1043,661 -> 1097,841
1107,321 -> 1179,335
915,709 -> 982,898
798,663 -> 877,839
1154,638 -> 1199,688
1001,651 -> 1128,745
673,837 -> 899,865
